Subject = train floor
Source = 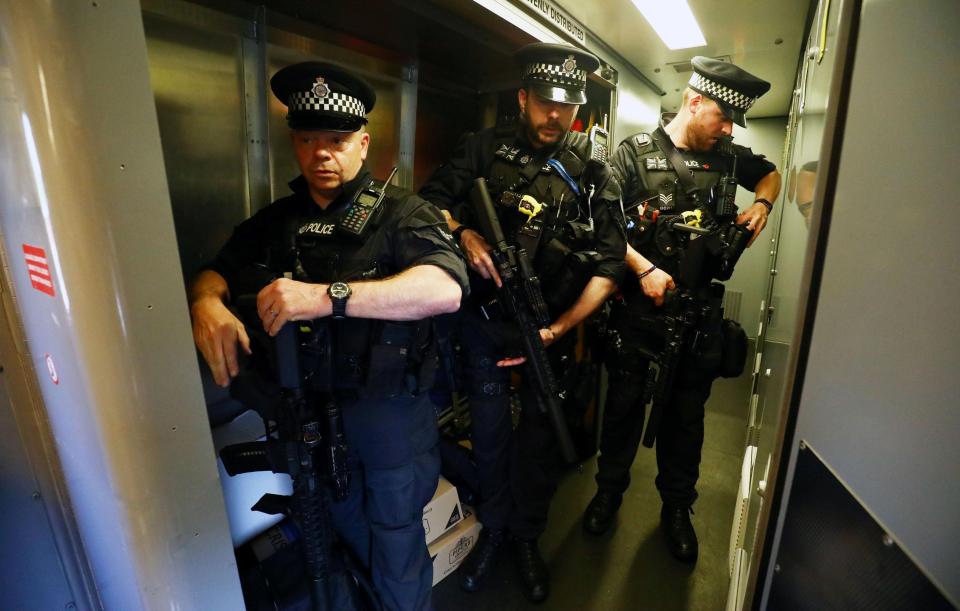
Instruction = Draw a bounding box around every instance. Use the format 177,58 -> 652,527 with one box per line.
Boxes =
432,374 -> 751,611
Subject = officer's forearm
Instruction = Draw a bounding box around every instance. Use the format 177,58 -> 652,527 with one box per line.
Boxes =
549,276 -> 617,338
189,269 -> 230,309
754,170 -> 782,206
625,243 -> 655,276
347,264 -> 462,320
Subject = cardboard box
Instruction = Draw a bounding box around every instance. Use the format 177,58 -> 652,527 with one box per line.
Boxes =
212,409 -> 293,547
422,476 -> 463,545
428,508 -> 482,586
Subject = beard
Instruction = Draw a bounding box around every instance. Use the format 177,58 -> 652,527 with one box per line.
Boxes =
521,112 -> 567,150
685,124 -> 718,152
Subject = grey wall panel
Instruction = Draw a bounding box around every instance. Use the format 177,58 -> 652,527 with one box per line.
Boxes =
0,1 -> 243,608
764,0 -> 960,604
144,13 -> 249,280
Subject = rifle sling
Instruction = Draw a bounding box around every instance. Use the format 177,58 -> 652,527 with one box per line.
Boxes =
650,127 -> 699,200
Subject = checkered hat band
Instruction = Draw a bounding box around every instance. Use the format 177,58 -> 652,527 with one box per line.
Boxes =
688,73 -> 756,112
524,62 -> 587,88
289,91 -> 366,117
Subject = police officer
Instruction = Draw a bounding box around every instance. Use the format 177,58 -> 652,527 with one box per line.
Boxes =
581,57 -> 781,563
188,62 -> 469,611
419,43 -> 626,602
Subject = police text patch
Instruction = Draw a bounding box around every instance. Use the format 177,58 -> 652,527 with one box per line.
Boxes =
299,221 -> 336,236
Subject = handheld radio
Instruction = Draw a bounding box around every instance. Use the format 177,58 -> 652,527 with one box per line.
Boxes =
337,166 -> 398,239
587,118 -> 610,164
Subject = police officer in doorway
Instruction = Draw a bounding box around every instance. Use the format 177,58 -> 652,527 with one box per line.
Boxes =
189,62 -> 469,611
420,43 -> 626,602
582,57 -> 781,563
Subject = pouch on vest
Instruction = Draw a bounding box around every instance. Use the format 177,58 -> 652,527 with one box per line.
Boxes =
719,318 -> 748,378
361,323 -> 415,399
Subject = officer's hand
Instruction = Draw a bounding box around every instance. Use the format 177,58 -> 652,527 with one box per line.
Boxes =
495,327 -> 556,367
737,202 -> 770,246
256,278 -> 325,337
459,229 -> 502,287
191,297 -> 251,387
640,268 -> 676,307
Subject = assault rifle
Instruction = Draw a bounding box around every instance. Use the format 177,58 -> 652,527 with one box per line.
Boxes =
218,267 -> 363,611
469,178 -> 577,464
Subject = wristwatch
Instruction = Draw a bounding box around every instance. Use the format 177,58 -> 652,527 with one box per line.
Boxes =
327,282 -> 352,319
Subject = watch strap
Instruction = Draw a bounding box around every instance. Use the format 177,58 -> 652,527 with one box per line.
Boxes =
452,225 -> 470,243
328,283 -> 350,319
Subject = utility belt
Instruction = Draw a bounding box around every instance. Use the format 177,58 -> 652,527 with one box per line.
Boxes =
298,318 -> 436,400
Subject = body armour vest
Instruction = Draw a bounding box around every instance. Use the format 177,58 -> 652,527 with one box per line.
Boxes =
483,129 -> 607,313
626,132 -> 734,217
620,132 -> 742,284
267,184 -> 436,399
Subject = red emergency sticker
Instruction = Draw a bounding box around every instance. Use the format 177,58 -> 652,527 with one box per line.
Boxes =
22,244 -> 54,296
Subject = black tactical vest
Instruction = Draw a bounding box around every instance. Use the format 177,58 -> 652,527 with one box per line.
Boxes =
626,132 -> 734,216
482,130 -> 602,312
623,133 -> 739,288
268,184 -> 435,399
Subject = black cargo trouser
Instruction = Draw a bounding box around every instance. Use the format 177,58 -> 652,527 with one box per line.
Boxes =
595,300 -> 718,508
459,307 -> 515,531
508,336 -> 577,540
329,392 -> 440,611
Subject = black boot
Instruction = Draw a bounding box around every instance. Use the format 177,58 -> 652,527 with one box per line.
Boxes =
458,528 -> 506,592
660,504 -> 698,563
583,490 -> 623,535
515,538 -> 549,603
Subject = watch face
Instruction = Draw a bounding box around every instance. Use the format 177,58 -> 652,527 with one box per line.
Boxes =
329,282 -> 351,299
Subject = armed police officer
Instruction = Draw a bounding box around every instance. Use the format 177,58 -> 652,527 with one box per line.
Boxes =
189,62 -> 468,611
419,43 -> 626,603
581,57 -> 781,564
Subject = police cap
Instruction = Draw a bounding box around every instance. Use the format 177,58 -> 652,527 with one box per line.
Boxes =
688,56 -> 770,127
515,43 -> 600,106
270,61 -> 376,132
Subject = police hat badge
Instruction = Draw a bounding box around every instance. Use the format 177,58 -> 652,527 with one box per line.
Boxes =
312,77 -> 330,98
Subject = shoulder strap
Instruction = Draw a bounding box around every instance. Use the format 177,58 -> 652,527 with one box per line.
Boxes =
650,127 -> 698,198
518,145 -> 559,185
